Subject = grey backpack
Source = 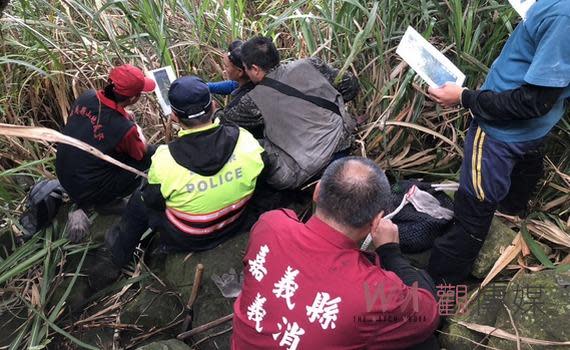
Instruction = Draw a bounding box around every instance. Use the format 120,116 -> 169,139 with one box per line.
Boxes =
19,179 -> 65,239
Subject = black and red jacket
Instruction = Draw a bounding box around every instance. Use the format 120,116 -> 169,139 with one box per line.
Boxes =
56,90 -> 144,205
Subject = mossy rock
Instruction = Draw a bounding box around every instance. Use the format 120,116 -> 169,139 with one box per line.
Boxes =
136,339 -> 191,350
75,327 -> 115,349
147,231 -> 249,349
472,218 -> 517,279
439,283 -> 508,350
0,299 -> 27,347
121,282 -> 185,332
487,270 -> 570,350
89,213 -> 121,242
49,211 -> 122,314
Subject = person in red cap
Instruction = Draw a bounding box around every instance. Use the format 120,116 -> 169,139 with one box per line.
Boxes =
56,64 -> 156,241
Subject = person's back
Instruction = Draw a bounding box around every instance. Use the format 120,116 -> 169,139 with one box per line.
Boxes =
476,0 -> 570,142
239,37 -> 358,189
248,58 -> 353,188
426,0 -> 570,283
149,121 -> 264,238
56,64 -> 155,208
233,157 -> 439,350
105,76 -> 265,269
57,90 -> 135,203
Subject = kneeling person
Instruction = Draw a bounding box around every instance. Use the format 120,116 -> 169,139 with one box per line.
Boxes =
56,64 -> 156,209
107,76 -> 265,267
233,157 -> 439,349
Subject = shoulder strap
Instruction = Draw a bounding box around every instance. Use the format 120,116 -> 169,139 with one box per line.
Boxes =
259,78 -> 341,116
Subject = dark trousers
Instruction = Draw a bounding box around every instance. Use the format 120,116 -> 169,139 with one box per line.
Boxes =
428,121 -> 544,284
75,147 -> 155,208
110,189 -> 245,267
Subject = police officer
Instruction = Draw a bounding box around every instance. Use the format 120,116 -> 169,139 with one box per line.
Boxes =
105,76 -> 265,267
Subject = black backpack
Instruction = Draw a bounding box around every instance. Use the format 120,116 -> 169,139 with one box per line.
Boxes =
391,180 -> 454,253
19,179 -> 66,239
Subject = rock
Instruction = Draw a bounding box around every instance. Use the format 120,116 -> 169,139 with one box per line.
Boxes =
136,339 -> 191,350
487,270 -> 570,350
146,231 -> 249,349
121,282 -> 185,332
0,297 -> 27,347
472,218 -> 517,279
49,212 -> 122,314
76,327 -> 115,349
89,212 -> 121,242
439,283 -> 508,350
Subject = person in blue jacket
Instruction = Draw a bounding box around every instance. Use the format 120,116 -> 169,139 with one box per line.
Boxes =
427,0 -> 570,284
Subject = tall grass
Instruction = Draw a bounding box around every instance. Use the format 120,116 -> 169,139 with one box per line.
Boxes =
0,0 -> 568,347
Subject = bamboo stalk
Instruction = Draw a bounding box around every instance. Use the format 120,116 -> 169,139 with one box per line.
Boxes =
0,124 -> 147,178
177,313 -> 233,340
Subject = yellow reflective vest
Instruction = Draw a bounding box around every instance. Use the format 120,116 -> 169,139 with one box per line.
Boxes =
148,122 -> 264,235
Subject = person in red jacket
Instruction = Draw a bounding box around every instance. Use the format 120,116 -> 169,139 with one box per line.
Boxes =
233,157 -> 440,350
56,64 -> 156,212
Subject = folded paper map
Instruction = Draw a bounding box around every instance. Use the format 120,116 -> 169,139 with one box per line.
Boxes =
396,26 -> 465,88
508,0 -> 536,19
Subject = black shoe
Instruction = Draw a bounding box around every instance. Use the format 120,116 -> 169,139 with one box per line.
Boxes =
85,246 -> 121,291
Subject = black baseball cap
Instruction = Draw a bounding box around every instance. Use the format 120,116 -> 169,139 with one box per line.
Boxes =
168,76 -> 212,119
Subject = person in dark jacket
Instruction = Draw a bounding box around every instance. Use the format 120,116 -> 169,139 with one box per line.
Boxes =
56,64 -> 156,211
216,36 -> 359,190
426,0 -> 570,284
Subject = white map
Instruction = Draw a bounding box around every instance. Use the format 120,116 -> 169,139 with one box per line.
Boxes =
148,66 -> 176,116
396,26 -> 465,88
508,0 -> 536,19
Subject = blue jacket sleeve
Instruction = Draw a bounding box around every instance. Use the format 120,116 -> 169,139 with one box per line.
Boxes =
207,80 -> 239,95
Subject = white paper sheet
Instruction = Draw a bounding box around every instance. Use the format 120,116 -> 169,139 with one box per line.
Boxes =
396,26 -> 466,88
508,0 -> 536,19
147,66 -> 176,116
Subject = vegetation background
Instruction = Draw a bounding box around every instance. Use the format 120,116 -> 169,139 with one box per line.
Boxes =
0,0 -> 568,348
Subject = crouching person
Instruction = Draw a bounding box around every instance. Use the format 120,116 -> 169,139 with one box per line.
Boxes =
106,76 -> 265,267
56,64 -> 156,211
233,157 -> 440,350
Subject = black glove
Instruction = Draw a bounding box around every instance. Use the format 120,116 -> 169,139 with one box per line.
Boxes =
337,75 -> 360,103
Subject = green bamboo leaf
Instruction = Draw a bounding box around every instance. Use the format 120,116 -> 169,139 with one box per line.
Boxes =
0,58 -> 49,77
0,239 -> 67,285
27,304 -> 98,350
335,1 -> 378,84
521,214 -> 556,269
48,243 -> 90,323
